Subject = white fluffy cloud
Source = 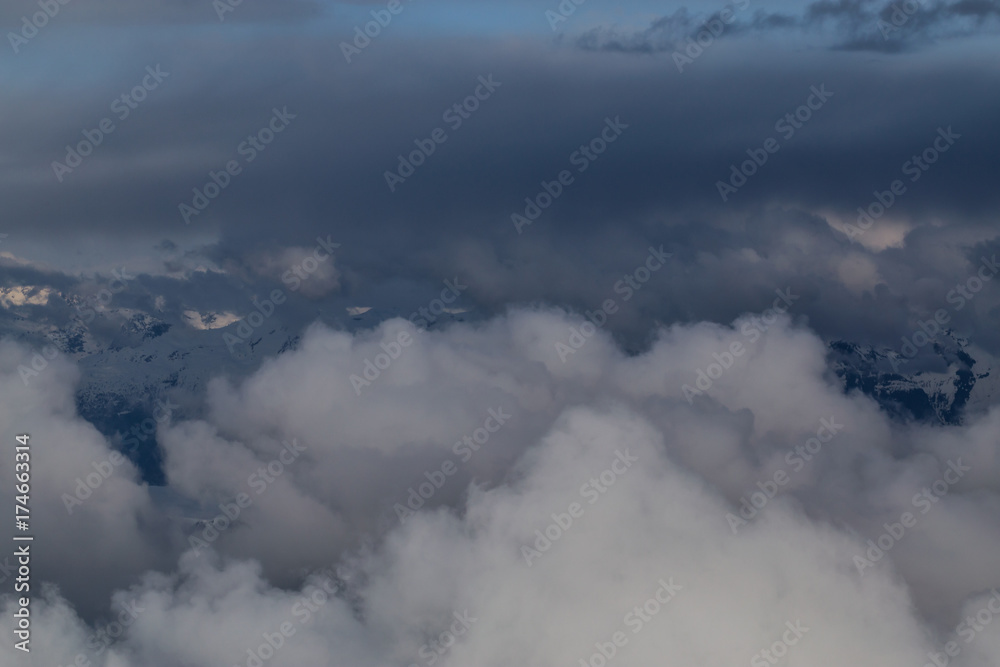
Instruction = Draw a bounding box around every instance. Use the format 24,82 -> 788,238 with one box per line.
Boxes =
1,308 -> 999,666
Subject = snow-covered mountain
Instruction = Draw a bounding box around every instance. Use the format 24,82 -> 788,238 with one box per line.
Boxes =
828,334 -> 999,426
4,293 -> 994,486
3,294 -> 475,482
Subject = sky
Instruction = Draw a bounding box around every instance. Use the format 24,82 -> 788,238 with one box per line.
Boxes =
1,0 -> 1000,665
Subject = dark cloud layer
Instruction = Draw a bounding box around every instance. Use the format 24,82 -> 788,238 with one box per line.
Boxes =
3,32 -> 999,357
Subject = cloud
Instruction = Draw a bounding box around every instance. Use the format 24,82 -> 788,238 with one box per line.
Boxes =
2,3 -> 999,665
0,339 -> 174,618
2,308 -> 999,664
243,244 -> 341,298
3,27 -> 999,361
576,0 -> 1000,54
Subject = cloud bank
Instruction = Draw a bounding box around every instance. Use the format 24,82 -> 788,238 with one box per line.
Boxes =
2,308 -> 999,665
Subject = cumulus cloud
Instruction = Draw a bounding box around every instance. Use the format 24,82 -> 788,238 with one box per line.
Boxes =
0,340 -> 174,618
1,308 -> 999,664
